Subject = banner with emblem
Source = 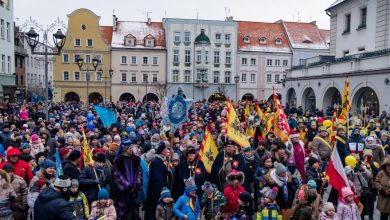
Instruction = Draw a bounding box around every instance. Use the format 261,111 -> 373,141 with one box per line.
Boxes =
198,127 -> 218,173
339,77 -> 351,124
82,128 -> 94,167
272,87 -> 290,143
226,99 -> 251,148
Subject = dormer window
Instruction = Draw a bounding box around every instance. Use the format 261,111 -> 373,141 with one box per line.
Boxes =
144,34 -> 155,47
124,34 -> 135,47
243,36 -> 250,43
259,37 -> 267,44
302,36 -> 313,43
275,38 -> 282,45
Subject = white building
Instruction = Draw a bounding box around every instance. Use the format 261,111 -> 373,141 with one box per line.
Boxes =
0,0 -> 15,102
283,0 -> 390,115
164,18 -> 238,101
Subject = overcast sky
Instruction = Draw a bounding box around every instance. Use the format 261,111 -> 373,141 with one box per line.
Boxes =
14,0 -> 335,30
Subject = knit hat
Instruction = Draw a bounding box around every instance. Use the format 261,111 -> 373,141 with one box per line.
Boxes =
238,191 -> 253,204
109,143 -> 119,153
307,180 -> 317,189
31,134 -> 39,142
71,179 -> 79,188
290,130 -> 300,139
322,202 -> 335,212
275,163 -> 287,176
67,150 -> 81,161
157,142 -> 167,154
159,187 -> 171,200
144,149 -> 156,161
262,187 -> 278,201
318,126 -> 327,133
308,157 -> 319,167
94,153 -> 106,163
201,182 -> 214,195
184,177 -> 197,193
341,187 -> 354,198
298,189 -> 305,201
185,146 -> 196,158
97,188 -> 109,200
20,143 -> 30,150
287,158 -> 295,166
363,149 -> 373,158
381,130 -> 389,137
34,179 -> 46,189
3,164 -> 14,172
43,159 -> 55,169
121,139 -> 132,152
53,175 -> 71,188
307,189 -> 318,204
59,148 -> 70,157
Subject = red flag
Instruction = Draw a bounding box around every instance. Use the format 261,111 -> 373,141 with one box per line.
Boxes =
326,145 -> 350,194
272,87 -> 290,142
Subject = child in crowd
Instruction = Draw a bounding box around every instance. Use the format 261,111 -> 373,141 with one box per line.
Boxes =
222,169 -> 246,217
89,188 -> 117,220
69,179 -> 89,219
201,182 -> 226,220
320,202 -> 339,220
257,187 -> 282,220
233,191 -> 254,220
337,187 -> 361,220
173,178 -> 201,220
156,187 -> 174,220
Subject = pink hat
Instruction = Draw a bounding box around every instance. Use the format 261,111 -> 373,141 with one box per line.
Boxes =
290,130 -> 300,139
298,189 -> 305,201
341,187 -> 354,198
31,134 -> 39,142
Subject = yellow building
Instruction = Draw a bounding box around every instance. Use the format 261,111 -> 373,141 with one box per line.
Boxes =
53,8 -> 112,102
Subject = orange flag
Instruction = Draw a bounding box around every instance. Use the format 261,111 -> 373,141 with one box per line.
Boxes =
272,88 -> 290,142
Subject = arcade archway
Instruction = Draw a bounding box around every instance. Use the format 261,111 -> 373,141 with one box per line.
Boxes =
352,87 -> 379,115
208,92 -> 227,102
89,92 -> 103,103
143,93 -> 159,102
286,88 -> 297,107
242,93 -> 254,101
302,87 -> 316,111
119,93 -> 135,102
322,87 -> 341,109
64,92 -> 80,102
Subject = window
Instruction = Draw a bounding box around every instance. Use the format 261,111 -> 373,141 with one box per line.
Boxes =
63,71 -> 69,80
225,71 -> 231,83
343,50 -> 350,56
6,22 -> 9,41
266,74 -> 272,83
121,56 -> 127,64
275,74 -> 280,83
126,38 -> 134,46
185,49 -> 191,63
225,52 -> 231,64
358,47 -> 365,52
172,70 -> 179,82
130,56 -> 136,64
143,56 -> 148,65
85,55 -> 91,63
225,34 -> 231,44
196,50 -> 202,63
143,73 -> 148,82
196,69 -> 208,82
87,39 -> 93,47
95,54 -> 102,64
214,51 -> 220,64
250,58 -> 256,66
184,70 -> 191,83
75,38 -> 81,46
1,55 -> 4,73
74,54 -> 80,63
0,19 -> 4,39
242,73 -> 247,82
205,51 -> 209,64
7,56 -> 10,73
267,59 -> 272,66
74,72 -> 80,81
283,60 -> 288,66
146,39 -> 154,47
243,36 -> 250,43
152,72 -> 158,83
131,73 -> 137,82
174,32 -> 180,42
259,37 -> 266,44
275,38 -> 282,45
360,7 -> 367,28
63,54 -> 69,63
344,14 -> 351,33
250,73 -> 255,82
184,32 -> 190,42
173,49 -> 179,64
241,58 -> 247,65
121,73 -> 127,82
96,73 -> 102,81
213,71 -> 220,83
215,33 -> 221,44
275,60 -> 280,66
152,56 -> 158,65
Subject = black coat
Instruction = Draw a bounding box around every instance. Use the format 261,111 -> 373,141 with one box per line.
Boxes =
174,160 -> 208,200
34,187 -> 76,220
79,165 -> 110,205
63,161 -> 80,180
145,155 -> 168,220
305,167 -> 322,193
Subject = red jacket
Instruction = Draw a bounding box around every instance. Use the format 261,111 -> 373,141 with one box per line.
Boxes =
222,185 -> 245,214
0,160 -> 33,184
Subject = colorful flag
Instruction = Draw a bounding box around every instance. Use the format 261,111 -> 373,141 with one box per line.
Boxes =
54,148 -> 63,178
272,88 -> 290,142
198,127 -> 218,173
326,144 -> 350,194
244,99 -> 250,121
226,99 -> 251,148
329,108 -> 337,145
82,128 -> 94,167
255,104 -> 265,121
93,105 -> 117,127
339,77 -> 351,124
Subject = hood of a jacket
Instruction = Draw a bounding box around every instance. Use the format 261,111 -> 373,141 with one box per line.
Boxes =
37,187 -> 62,203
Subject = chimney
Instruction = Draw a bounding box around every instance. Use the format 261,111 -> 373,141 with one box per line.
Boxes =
147,17 -> 151,25
310,21 -> 317,26
113,15 -> 117,31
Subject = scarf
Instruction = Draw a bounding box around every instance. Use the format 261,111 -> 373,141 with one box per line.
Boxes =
187,194 -> 197,212
270,170 -> 288,202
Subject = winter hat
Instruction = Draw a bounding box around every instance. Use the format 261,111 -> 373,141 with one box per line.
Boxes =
290,130 -> 300,139
157,142 -> 167,154
3,164 -> 14,172
318,126 -> 327,133
322,202 -> 335,212
97,188 -> 109,200
308,157 -> 319,167
363,148 -> 373,158
341,187 -> 354,198
184,177 -> 197,193
307,180 -> 317,189
185,146 -> 196,158
298,189 -> 305,201
172,152 -> 180,162
344,166 -> 353,177
307,189 -> 318,204
94,153 -> 106,163
71,179 -> 79,188
43,159 -> 55,169
59,148 -> 70,158
92,148 -> 106,155
263,187 -> 278,201
31,134 -> 39,142
34,179 -> 46,189
53,175 -> 71,189
144,149 -> 156,161
67,150 -> 82,161
159,187 -> 171,200
366,136 -> 375,142
20,143 -> 30,150
287,158 -> 295,166
202,182 -> 214,195
238,191 -> 253,204
109,143 -> 119,154
275,163 -> 287,176
381,130 -> 389,137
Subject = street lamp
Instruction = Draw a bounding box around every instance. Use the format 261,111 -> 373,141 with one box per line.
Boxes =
196,69 -> 208,101
25,27 -> 66,121
234,74 -> 240,101
98,68 -> 114,102
76,57 -> 99,104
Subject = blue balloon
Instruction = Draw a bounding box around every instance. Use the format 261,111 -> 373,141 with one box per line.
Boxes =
87,121 -> 95,130
87,113 -> 94,122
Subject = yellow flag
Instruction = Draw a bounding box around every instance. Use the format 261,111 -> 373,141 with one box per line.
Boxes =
244,99 -> 250,121
82,128 -> 94,166
339,77 -> 351,124
226,100 -> 251,148
198,127 -> 218,173
272,88 -> 290,143
255,104 -> 265,120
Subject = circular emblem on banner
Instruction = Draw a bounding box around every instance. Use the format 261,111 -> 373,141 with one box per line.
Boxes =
168,95 -> 187,125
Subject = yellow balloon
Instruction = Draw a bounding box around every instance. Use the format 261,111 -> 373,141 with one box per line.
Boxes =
345,155 -> 358,167
323,120 -> 332,128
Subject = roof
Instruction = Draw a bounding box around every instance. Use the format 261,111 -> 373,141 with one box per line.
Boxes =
237,21 -> 291,53
326,0 -> 348,11
319,29 -> 330,45
111,21 -> 165,49
195,29 -> 210,44
99,26 -> 113,44
282,21 -> 329,50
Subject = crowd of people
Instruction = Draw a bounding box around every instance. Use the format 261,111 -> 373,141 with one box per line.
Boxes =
0,99 -> 389,220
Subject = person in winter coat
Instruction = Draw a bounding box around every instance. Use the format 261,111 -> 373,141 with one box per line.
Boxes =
29,158 -> 56,187
257,187 -> 282,220
3,164 -> 28,220
201,182 -> 226,220
312,126 -> 332,172
0,169 -> 16,220
222,169 -> 246,216
88,188 -> 116,220
365,135 -> 385,165
69,179 -> 89,219
286,130 -> 306,181
27,179 -> 46,220
337,187 -> 361,220
292,186 -> 317,220
264,163 -> 294,209
320,202 -> 339,220
305,157 -> 325,193
173,177 -> 201,220
374,156 -> 390,219
253,153 -> 273,208
29,134 -> 44,157
346,128 -> 365,159
233,191 -> 253,220
0,147 -> 33,184
33,175 -> 76,220
335,127 -> 348,166
156,187 -> 174,220
63,150 -> 82,180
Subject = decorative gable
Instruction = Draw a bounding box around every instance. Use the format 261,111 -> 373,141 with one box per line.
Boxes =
144,34 -> 155,47
124,33 -> 135,46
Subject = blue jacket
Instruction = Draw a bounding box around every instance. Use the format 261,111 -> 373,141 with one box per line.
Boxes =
173,194 -> 201,220
138,157 -> 149,202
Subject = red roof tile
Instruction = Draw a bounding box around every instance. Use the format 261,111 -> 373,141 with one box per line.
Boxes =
319,29 -> 330,44
99,26 -> 113,44
237,21 -> 291,53
282,21 -> 329,50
